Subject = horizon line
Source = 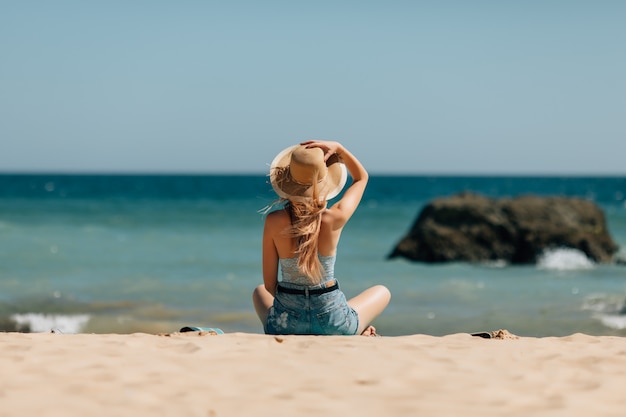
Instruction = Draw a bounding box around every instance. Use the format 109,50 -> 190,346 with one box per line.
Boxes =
1,170 -> 625,178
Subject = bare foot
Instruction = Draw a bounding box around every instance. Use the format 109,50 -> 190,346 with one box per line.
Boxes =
360,326 -> 379,336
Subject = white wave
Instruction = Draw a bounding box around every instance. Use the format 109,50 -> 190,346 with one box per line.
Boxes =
598,315 -> 626,330
536,248 -> 594,271
582,293 -> 626,329
10,313 -> 91,334
582,293 -> 625,313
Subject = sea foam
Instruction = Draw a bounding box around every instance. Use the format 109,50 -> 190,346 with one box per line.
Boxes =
582,293 -> 626,330
598,314 -> 626,330
536,248 -> 594,271
10,313 -> 91,334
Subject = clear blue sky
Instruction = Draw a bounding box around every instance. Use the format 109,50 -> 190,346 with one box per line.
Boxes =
2,1 -> 625,174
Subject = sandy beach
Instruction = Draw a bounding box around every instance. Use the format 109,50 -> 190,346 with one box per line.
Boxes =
1,331 -> 625,417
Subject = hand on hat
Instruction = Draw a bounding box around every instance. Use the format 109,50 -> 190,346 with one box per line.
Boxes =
301,140 -> 343,162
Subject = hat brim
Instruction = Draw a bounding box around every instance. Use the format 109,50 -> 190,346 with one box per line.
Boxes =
269,145 -> 347,201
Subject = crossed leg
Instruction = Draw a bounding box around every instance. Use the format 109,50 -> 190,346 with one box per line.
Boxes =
253,284 -> 391,336
252,285 -> 274,326
347,285 -> 391,336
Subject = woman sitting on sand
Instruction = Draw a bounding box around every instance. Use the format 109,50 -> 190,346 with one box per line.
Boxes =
253,140 -> 391,336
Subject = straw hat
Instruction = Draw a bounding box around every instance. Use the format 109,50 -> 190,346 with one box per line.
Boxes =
269,144 -> 347,201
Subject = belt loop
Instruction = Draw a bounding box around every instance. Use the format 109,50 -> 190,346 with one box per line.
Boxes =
304,287 -> 309,297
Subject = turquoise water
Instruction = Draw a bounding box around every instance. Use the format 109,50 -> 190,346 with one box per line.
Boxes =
1,174 -> 625,336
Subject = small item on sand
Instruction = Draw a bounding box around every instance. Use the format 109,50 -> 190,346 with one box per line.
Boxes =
471,331 -> 492,339
471,329 -> 518,340
179,326 -> 224,335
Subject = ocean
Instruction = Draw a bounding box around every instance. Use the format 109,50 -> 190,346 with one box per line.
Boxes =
1,174 -> 625,337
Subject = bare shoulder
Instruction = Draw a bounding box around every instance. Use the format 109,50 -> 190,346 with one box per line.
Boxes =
265,208 -> 290,229
264,208 -> 293,257
322,205 -> 348,230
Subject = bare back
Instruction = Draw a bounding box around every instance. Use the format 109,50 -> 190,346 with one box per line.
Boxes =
266,207 -> 344,259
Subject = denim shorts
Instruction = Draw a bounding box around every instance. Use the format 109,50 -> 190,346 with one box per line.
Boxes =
265,282 -> 359,336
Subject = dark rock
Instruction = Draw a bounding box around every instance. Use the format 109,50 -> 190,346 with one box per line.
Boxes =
388,192 -> 619,264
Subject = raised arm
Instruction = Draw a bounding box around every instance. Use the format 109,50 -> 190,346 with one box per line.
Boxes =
301,140 -> 368,226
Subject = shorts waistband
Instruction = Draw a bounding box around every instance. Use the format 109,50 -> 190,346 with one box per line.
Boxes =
277,280 -> 338,296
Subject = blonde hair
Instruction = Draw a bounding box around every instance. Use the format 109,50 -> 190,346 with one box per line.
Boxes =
263,166 -> 327,282
285,196 -> 326,282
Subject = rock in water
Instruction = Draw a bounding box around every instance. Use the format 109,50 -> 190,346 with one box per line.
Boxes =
388,193 -> 618,264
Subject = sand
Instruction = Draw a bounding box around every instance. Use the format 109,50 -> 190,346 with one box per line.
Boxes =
1,330 -> 625,417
